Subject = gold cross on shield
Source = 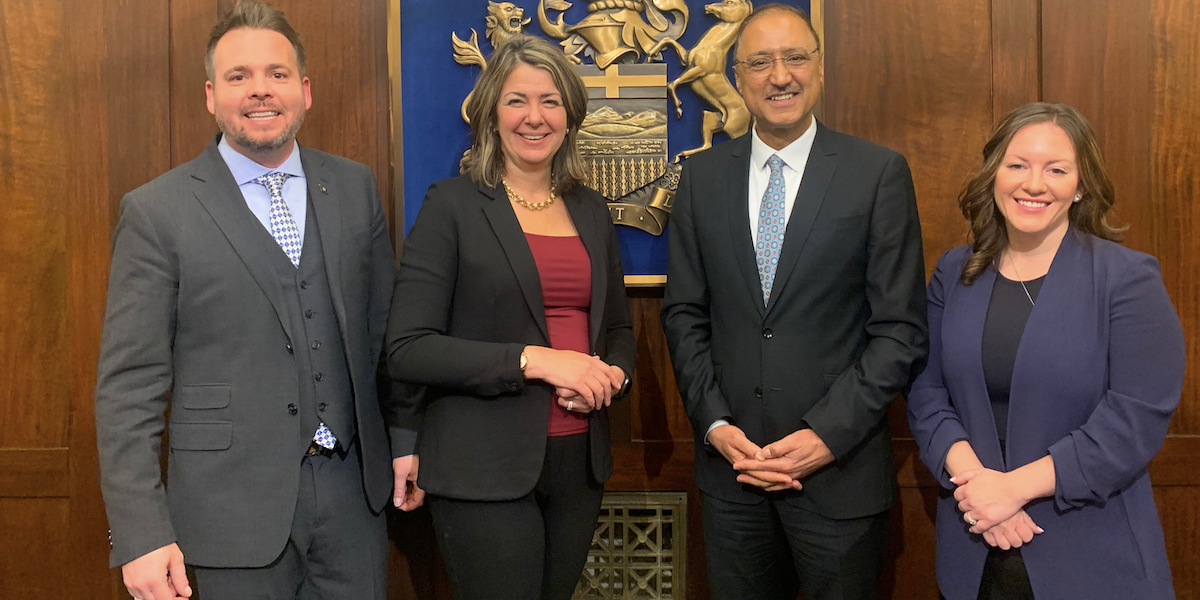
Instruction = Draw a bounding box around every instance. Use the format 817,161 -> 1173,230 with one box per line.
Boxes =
581,65 -> 668,99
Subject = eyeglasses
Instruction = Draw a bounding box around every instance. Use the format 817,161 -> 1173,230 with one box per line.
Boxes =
733,49 -> 821,75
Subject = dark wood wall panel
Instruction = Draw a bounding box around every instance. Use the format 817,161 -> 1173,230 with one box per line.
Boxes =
1156,487 -> 1200,596
0,499 -> 69,597
989,0 -> 1040,118
625,294 -> 691,442
1150,0 -> 1200,437
0,449 -> 69,498
883,487 -> 938,598
170,0 -> 221,164
0,1 -> 70,449
1042,0 -> 1155,260
66,0 -> 174,596
825,0 -> 992,274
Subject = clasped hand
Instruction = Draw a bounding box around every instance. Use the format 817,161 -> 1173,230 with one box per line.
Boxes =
711,426 -> 834,492
952,468 -> 1044,549
522,346 -> 624,413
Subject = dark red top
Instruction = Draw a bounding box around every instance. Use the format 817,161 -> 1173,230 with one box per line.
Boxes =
525,233 -> 592,437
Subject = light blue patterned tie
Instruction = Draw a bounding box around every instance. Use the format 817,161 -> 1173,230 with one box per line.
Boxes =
756,155 -> 787,303
255,172 -> 337,451
256,172 -> 303,267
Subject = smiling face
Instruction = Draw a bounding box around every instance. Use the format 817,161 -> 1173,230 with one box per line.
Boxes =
993,122 -> 1081,245
495,62 -> 567,177
205,27 -> 312,167
734,10 -> 824,150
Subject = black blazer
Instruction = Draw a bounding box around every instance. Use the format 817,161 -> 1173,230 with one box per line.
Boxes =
387,174 -> 636,501
662,123 -> 928,518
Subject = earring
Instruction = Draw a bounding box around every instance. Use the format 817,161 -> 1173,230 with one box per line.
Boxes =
1074,194 -> 1082,202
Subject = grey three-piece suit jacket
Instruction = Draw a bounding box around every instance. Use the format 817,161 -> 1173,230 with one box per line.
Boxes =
95,135 -> 398,568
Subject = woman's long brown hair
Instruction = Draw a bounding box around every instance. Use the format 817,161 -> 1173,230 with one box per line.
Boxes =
958,102 -> 1125,284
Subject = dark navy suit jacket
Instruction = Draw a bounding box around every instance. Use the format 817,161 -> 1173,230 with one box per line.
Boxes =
907,228 -> 1184,600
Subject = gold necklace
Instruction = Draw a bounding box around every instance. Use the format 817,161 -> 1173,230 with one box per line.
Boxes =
502,178 -> 556,210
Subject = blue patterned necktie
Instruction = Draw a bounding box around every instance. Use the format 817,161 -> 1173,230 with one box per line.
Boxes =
254,172 -> 337,451
256,172 -> 303,267
755,155 -> 787,303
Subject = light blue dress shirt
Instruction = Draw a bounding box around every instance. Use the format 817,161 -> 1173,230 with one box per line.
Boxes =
217,135 -> 308,239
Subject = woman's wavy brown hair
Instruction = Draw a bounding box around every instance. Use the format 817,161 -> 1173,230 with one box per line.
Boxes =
958,102 -> 1125,284
461,35 -> 589,194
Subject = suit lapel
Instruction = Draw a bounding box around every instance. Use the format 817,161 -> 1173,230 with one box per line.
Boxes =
954,267 -> 1004,467
564,191 -> 607,351
189,139 -> 295,344
726,135 -> 766,316
302,149 -> 350,339
765,123 -> 837,315
1006,228 -> 1088,459
480,183 -> 551,343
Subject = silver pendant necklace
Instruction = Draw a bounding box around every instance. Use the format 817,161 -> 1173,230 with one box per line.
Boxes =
1006,251 -> 1036,307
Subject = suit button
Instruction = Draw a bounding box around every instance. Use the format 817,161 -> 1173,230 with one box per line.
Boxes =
305,310 -> 315,318
755,386 -> 763,397
286,344 -> 293,354
314,372 -> 323,382
311,341 -> 321,350
762,328 -> 773,339
300,281 -> 309,289
318,402 -> 327,412
287,404 -> 298,415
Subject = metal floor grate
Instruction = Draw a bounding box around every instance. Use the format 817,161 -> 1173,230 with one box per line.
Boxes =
573,492 -> 687,599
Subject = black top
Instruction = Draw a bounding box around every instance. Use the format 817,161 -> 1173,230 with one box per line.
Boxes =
981,272 -> 1045,453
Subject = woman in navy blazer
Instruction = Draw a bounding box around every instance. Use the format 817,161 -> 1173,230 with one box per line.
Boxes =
907,102 -> 1184,600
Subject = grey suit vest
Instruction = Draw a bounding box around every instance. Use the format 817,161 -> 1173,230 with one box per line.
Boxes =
269,196 -> 356,446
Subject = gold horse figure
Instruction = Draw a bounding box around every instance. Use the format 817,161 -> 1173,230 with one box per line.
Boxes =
651,0 -> 752,161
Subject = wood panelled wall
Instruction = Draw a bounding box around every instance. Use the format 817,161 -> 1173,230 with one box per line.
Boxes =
1,0 -> 1197,598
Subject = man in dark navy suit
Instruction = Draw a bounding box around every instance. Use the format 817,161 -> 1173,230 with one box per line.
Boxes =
662,4 -> 928,599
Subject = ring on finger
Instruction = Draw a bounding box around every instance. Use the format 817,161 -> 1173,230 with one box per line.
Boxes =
966,512 -> 978,526
567,400 -> 574,411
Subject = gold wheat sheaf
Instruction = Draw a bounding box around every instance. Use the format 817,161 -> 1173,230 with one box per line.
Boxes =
588,157 -> 669,199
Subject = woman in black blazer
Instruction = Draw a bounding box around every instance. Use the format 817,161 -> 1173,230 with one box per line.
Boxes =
386,35 -> 636,600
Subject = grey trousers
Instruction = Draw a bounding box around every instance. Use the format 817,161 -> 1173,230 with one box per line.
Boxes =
188,441 -> 387,600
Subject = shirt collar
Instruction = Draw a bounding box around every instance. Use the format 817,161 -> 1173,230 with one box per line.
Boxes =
750,118 -> 818,173
217,134 -> 306,186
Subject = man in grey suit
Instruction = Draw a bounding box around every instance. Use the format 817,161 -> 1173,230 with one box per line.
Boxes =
662,4 -> 928,599
94,2 -> 420,599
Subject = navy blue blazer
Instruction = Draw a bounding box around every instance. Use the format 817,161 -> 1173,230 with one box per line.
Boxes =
907,229 -> 1184,600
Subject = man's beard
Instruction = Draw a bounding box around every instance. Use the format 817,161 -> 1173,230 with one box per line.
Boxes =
217,111 -> 305,154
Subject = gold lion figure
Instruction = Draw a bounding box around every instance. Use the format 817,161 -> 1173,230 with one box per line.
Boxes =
450,1 -> 532,123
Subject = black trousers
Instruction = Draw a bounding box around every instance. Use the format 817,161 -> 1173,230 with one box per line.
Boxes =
188,440 -> 388,600
938,548 -> 1034,600
428,433 -> 605,600
701,491 -> 889,600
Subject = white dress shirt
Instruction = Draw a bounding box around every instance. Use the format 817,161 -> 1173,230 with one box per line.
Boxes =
747,118 -> 817,245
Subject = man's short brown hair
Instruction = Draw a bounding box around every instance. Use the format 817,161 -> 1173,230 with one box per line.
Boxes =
205,0 -> 306,80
